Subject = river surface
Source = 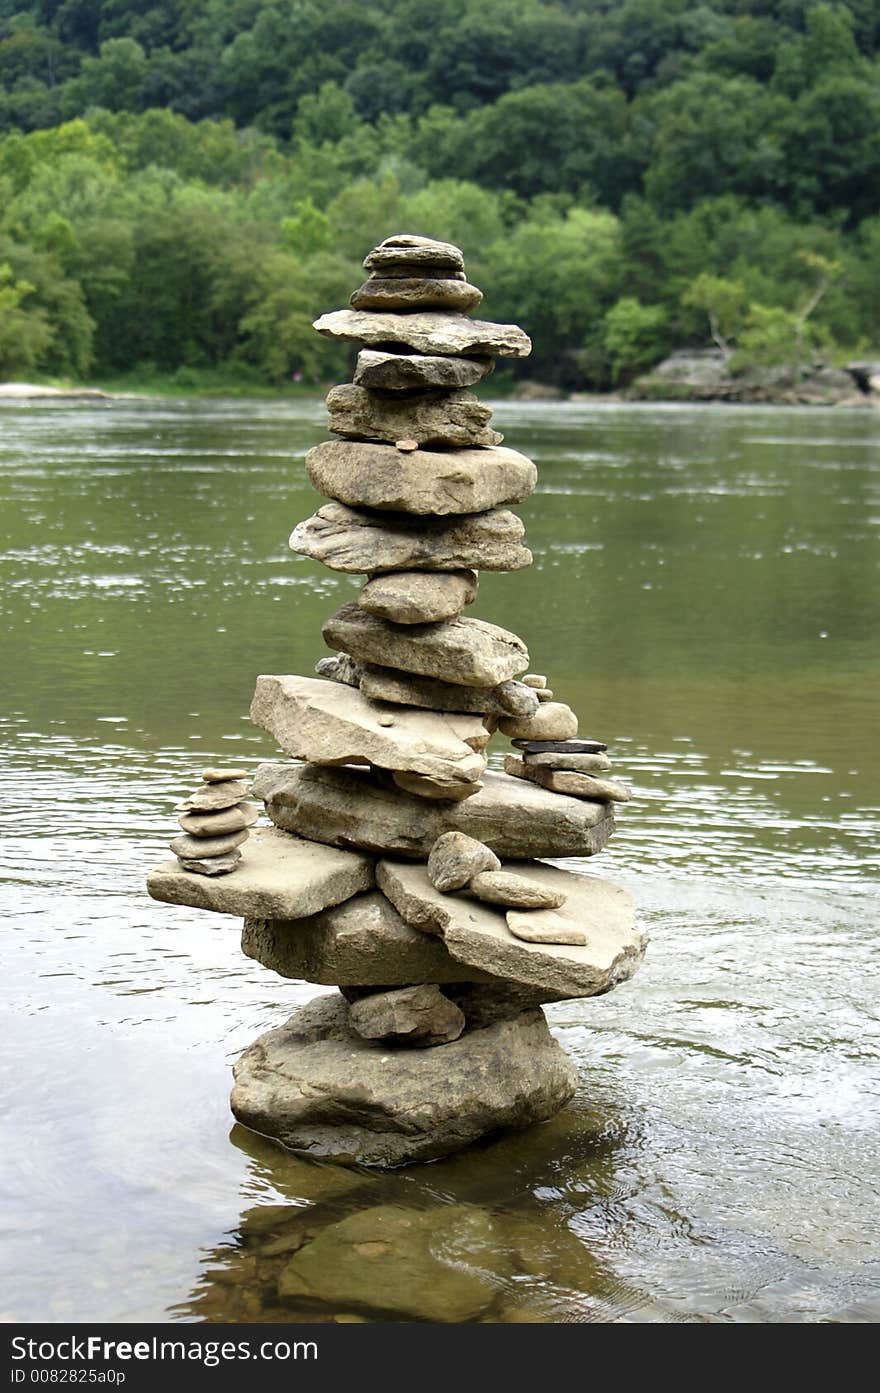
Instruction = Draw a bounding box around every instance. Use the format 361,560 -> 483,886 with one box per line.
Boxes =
1,398 -> 878,1324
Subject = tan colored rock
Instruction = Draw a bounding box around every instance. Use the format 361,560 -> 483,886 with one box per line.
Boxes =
306,440 -> 535,516
241,890 -> 495,987
522,675 -> 546,689
177,802 -> 260,837
469,870 -> 566,910
290,501 -> 532,574
376,860 -> 644,1001
506,910 -> 586,946
178,851 -> 241,877
201,767 -> 249,783
250,674 -> 488,785
359,569 -> 477,625
353,349 -> 492,391
523,750 -> 612,773
348,984 -> 465,1047
364,233 -> 464,272
326,383 -> 500,449
231,994 -> 576,1167
176,778 -> 249,812
505,754 -> 630,802
536,688 -> 554,702
497,702 -> 578,741
358,664 -> 495,714
148,826 -> 375,919
315,309 -> 531,359
350,277 -> 482,313
324,603 -> 529,689
170,828 -> 248,859
253,763 -> 614,860
427,831 -> 500,892
391,769 -> 482,801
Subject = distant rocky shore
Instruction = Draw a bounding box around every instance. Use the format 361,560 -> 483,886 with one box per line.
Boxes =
0,383 -> 140,401
626,350 -> 880,407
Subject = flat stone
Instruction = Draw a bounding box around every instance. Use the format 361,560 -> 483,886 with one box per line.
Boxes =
364,233 -> 465,273
427,831 -> 500,892
353,349 -> 492,392
201,767 -> 249,783
241,890 -> 495,987
358,664 -> 496,714
324,604 -> 528,689
251,674 -> 487,786
469,870 -> 566,910
326,384 -> 500,449
315,653 -> 362,686
176,779 -> 250,812
376,860 -> 643,1001
522,675 -> 546,689
523,750 -> 612,773
148,826 -> 374,919
512,738 -> 607,754
359,569 -> 477,625
497,703 -> 578,741
315,309 -> 531,360
253,763 -> 614,860
169,828 -> 248,859
178,852 -> 241,877
350,277 -> 482,313
290,502 -> 532,575
277,1201 -> 506,1320
505,755 -> 631,802
391,769 -> 482,801
348,984 -> 465,1047
177,802 -> 260,836
305,440 -> 535,516
231,993 -> 576,1167
506,910 -> 586,946
535,688 -> 554,701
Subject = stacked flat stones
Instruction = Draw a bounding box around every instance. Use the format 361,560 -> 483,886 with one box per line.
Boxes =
147,233 -> 645,1168
170,768 -> 258,875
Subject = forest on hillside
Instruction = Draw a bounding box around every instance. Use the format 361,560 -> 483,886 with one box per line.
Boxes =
0,0 -> 878,388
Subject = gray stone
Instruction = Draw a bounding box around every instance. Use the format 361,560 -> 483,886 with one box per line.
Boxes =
253,763 -> 615,861
324,604 -> 529,689
314,653 -> 362,686
348,984 -> 465,1047
492,679 -> 540,718
315,309 -> 531,360
177,802 -> 260,837
250,673 -> 487,786
326,384 -> 500,449
305,440 -> 535,516
523,750 -> 612,773
506,910 -> 586,946
469,870 -> 566,910
350,277 -> 482,313
201,767 -> 249,783
522,675 -> 546,689
178,851 -> 241,877
358,664 -> 495,714
364,233 -> 465,273
148,826 -> 374,919
231,993 -> 576,1167
376,860 -> 643,1001
359,569 -> 477,625
505,754 -> 631,802
176,779 -> 250,812
427,831 -> 501,892
513,738 -> 607,755
390,769 -> 482,801
170,828 -> 248,859
290,502 -> 531,575
277,1204 -> 510,1321
241,890 -> 495,987
497,702 -> 578,741
353,349 -> 492,392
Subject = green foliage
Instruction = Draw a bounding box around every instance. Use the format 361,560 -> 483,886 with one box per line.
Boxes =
603,297 -> 669,384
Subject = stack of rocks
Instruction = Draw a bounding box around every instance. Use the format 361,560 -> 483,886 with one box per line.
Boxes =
170,768 -> 258,875
148,233 -> 646,1168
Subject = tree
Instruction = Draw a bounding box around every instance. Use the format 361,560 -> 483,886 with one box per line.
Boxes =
603,296 -> 669,383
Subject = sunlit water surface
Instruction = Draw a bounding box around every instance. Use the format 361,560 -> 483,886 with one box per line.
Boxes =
1,398 -> 878,1324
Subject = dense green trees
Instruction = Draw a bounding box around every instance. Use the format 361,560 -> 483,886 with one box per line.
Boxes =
0,0 -> 877,386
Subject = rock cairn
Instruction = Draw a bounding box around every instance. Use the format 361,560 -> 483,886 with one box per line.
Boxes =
170,768 -> 258,875
148,233 -> 645,1168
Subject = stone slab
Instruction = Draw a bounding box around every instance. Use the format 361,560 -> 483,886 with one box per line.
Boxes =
353,350 -> 492,391
314,309 -> 531,359
147,826 -> 375,920
350,277 -> 482,313
364,233 -> 465,274
376,860 -> 644,1001
324,604 -> 529,689
305,440 -> 535,516
505,754 -> 631,802
326,383 -> 499,449
359,569 -> 477,625
289,501 -> 532,574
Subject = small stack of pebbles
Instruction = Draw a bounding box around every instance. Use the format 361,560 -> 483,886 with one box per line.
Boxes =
170,768 -> 259,875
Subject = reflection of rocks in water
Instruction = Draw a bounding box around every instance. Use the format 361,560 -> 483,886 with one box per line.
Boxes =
179,1110 -> 650,1323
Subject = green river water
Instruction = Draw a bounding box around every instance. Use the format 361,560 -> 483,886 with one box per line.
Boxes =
1,397 -> 878,1323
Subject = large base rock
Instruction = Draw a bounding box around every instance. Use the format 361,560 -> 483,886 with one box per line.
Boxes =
231,993 -> 576,1167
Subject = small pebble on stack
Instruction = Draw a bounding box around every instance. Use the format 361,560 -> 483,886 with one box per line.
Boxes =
170,768 -> 259,875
